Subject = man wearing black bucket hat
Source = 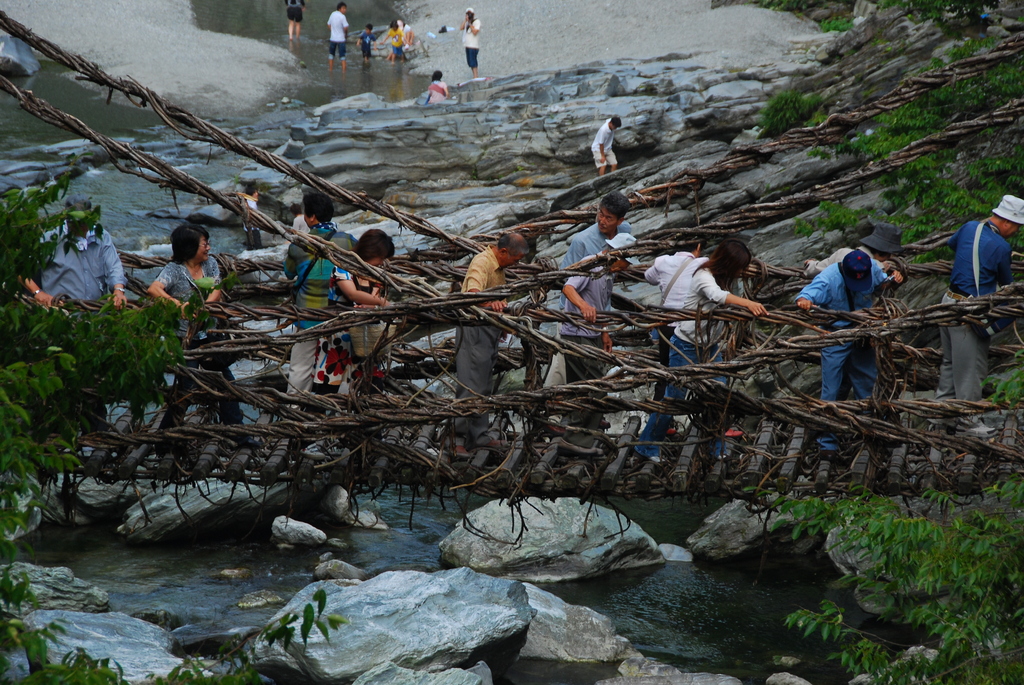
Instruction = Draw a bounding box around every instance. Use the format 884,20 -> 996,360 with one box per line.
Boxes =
803,221 -> 905,278
796,250 -> 903,457
934,194 -> 1024,437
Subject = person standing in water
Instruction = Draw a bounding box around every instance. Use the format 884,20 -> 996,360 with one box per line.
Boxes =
327,2 -> 349,71
285,0 -> 305,41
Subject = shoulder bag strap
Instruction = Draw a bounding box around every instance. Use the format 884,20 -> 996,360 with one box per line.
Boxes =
660,256 -> 694,306
293,229 -> 338,294
971,221 -> 984,297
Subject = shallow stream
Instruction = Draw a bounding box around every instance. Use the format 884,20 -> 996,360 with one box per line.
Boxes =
22,492 -> 865,685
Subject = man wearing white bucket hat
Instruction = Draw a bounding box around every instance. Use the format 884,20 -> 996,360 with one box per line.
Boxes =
935,194 -> 1024,437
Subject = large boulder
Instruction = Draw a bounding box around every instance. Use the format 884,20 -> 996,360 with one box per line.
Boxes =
686,500 -> 821,562
352,662 -> 483,685
24,610 -> 182,682
0,35 -> 40,77
438,498 -> 664,582
117,480 -> 322,544
3,562 -> 109,617
253,568 -> 533,684
520,583 -> 639,662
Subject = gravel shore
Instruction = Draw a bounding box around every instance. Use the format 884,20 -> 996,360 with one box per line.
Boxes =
5,0 -> 299,116
402,0 -> 819,83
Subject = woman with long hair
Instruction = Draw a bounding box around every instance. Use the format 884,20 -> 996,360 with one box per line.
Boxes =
313,229 -> 395,394
634,238 -> 767,461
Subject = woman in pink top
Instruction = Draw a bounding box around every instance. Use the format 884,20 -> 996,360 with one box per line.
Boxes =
427,70 -> 449,104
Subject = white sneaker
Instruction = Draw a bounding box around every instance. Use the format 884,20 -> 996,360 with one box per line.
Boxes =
957,423 -> 998,440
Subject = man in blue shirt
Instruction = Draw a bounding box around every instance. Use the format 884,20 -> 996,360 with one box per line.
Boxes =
559,232 -> 635,448
560,191 -> 633,273
547,191 -> 632,387
22,195 -> 127,309
796,250 -> 903,456
935,195 -> 1023,435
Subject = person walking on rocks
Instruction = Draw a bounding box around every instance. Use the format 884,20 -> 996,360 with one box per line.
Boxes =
460,8 -> 481,78
285,0 -> 305,40
454,233 -> 529,454
559,233 -> 636,449
634,239 -> 767,461
283,192 -> 356,394
934,195 -> 1024,437
592,116 -> 621,176
385,20 -> 404,62
796,250 -> 902,457
328,2 -> 349,72
804,221 -> 905,277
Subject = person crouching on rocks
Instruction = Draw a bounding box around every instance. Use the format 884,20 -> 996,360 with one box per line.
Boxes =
428,71 -> 449,104
633,239 -> 767,462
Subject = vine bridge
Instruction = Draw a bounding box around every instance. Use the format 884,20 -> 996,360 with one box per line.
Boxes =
3,13 -> 1024,504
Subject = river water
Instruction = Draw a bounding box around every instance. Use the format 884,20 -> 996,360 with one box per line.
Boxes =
23,490 -> 867,685
5,2 -> 873,683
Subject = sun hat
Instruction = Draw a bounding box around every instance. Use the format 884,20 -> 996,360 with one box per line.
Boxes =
841,250 -> 873,293
466,7 -> 474,13
992,194 -> 1024,225
604,232 -> 639,263
859,222 -> 904,254
605,233 -> 637,250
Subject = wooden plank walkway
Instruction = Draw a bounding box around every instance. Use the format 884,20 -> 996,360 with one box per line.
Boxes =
73,412 -> 1024,501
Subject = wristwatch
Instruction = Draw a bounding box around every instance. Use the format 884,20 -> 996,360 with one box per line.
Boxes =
32,288 -> 41,295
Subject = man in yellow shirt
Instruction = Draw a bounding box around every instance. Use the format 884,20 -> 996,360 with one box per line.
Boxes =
454,233 -> 529,454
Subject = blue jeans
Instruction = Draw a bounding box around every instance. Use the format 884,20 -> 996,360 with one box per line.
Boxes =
635,336 -> 724,459
817,341 -> 876,451
465,47 -> 479,69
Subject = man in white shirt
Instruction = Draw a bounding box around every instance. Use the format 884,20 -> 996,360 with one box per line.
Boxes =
327,2 -> 349,72
460,8 -> 482,78
591,116 -> 621,176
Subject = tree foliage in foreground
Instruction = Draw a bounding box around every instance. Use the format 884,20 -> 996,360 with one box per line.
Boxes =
776,483 -> 1024,684
0,180 -> 343,683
